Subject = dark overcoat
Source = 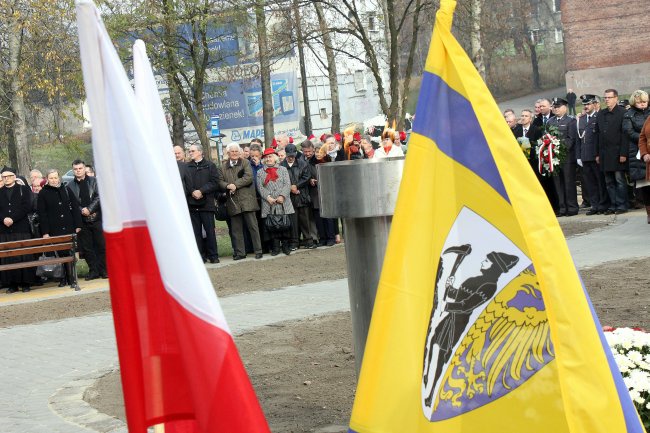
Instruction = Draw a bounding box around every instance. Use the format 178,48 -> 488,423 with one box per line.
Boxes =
0,184 -> 33,236
185,158 -> 220,212
594,105 -> 627,172
281,158 -> 311,208
622,106 -> 650,181
37,184 -> 82,236
218,158 -> 259,216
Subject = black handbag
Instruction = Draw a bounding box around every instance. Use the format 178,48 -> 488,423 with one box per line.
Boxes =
36,253 -> 65,279
215,192 -> 229,221
265,204 -> 291,233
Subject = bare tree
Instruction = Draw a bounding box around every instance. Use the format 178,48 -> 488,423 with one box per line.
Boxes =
313,1 -> 341,133
255,0 -> 275,145
312,0 -> 436,128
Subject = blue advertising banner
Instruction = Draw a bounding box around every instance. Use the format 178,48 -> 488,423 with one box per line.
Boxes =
203,69 -> 300,142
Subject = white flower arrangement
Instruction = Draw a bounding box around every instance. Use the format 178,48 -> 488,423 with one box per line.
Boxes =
605,327 -> 650,429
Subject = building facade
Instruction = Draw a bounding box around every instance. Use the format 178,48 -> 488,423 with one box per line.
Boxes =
562,1 -> 650,95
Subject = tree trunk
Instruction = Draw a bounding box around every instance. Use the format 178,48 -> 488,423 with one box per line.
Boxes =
8,20 -> 31,174
292,0 -> 311,137
399,0 -> 421,130
161,0 -> 185,147
470,0 -> 486,80
314,2 -> 340,133
386,0 -> 400,124
529,42 -> 541,90
256,0 -> 274,146
168,74 -> 185,147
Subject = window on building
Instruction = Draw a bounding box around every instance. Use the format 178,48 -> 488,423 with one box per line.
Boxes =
354,70 -> 366,92
529,29 -> 543,45
368,14 -> 376,32
554,28 -> 563,43
552,0 -> 561,12
320,108 -> 328,119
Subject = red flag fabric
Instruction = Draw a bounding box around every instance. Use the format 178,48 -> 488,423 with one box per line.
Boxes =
76,3 -> 270,432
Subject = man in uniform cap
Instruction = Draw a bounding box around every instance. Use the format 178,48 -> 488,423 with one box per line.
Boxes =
577,95 -> 608,214
548,97 -> 579,216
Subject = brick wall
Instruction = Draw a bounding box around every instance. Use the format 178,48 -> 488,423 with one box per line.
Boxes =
562,1 -> 650,71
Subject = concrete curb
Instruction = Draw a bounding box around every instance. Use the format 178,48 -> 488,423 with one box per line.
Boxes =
49,366 -> 127,433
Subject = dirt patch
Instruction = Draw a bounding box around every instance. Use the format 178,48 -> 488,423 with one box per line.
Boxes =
85,258 -> 649,432
581,259 -> 650,329
208,246 -> 347,297
0,246 -> 348,329
558,214 -> 616,238
0,292 -> 112,329
85,313 -> 356,433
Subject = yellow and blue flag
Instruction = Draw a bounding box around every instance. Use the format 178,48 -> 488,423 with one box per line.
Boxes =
348,1 -> 645,432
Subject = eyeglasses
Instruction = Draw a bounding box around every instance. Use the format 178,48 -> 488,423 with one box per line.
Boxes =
188,150 -> 197,153
1,174 -> 15,179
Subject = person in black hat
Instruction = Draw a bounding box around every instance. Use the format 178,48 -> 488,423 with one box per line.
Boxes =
281,143 -> 315,250
0,166 -> 37,293
577,95 -> 608,214
548,97 -> 579,216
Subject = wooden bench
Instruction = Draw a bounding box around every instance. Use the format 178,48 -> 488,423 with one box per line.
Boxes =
0,234 -> 79,291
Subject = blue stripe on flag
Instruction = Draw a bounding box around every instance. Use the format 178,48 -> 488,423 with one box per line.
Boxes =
412,72 -> 509,202
578,277 -> 646,433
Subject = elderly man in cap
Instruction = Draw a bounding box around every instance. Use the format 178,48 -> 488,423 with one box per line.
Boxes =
0,166 -> 37,292
218,142 -> 263,260
547,97 -> 578,216
577,95 -> 608,214
281,143 -> 314,250
594,89 -> 628,214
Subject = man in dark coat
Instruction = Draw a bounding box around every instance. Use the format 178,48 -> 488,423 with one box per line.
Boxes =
532,98 -> 554,132
281,143 -> 314,250
0,167 -> 37,293
566,89 -> 577,116
595,89 -> 628,214
548,98 -> 579,216
218,143 -> 262,260
186,143 -> 221,263
577,95 -> 608,214
67,159 -> 107,280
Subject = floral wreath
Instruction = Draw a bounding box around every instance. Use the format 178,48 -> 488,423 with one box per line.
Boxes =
535,124 -> 567,177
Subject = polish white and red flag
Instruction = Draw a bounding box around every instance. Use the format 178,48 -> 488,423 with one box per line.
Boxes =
76,2 -> 270,432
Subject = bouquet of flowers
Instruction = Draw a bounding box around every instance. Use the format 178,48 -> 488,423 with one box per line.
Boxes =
604,326 -> 650,429
535,125 -> 567,176
517,136 -> 531,158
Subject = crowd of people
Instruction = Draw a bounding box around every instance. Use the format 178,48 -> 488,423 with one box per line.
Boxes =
503,89 -> 650,222
0,160 -> 105,293
6,87 -> 648,290
175,126 -> 408,262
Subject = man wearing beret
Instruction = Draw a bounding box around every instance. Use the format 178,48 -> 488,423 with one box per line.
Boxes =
0,167 -> 37,292
547,97 -> 579,216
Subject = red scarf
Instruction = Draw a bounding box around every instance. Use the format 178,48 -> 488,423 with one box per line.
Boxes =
264,167 -> 279,185
383,144 -> 392,154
